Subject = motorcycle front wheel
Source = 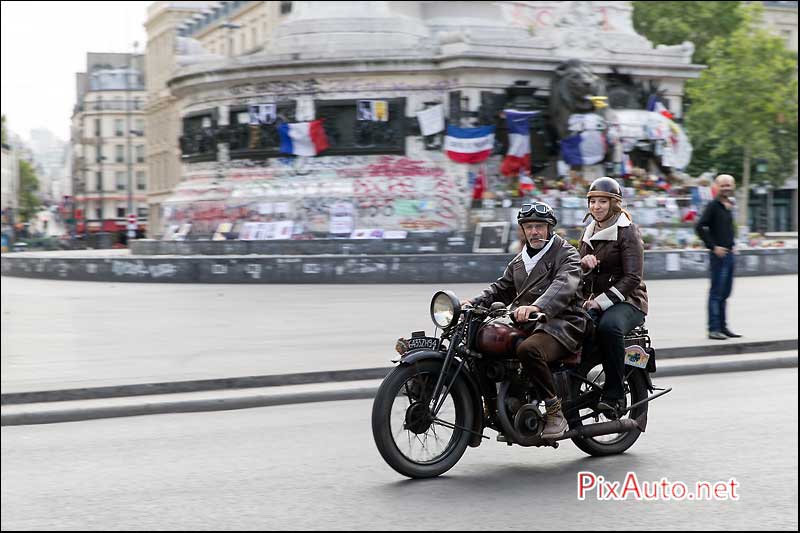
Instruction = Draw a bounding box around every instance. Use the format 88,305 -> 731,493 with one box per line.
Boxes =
371,360 -> 474,479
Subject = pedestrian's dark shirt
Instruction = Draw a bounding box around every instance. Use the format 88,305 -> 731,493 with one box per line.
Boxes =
695,199 -> 735,250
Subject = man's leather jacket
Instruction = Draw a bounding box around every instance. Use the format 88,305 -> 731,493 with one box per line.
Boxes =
469,234 -> 588,353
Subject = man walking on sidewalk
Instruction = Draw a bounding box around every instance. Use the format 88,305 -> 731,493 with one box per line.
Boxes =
695,174 -> 742,341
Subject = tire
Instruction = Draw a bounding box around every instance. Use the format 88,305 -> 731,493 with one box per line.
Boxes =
570,367 -> 649,456
371,360 -> 474,479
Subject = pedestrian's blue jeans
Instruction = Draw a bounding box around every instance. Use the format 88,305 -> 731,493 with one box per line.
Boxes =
708,252 -> 735,332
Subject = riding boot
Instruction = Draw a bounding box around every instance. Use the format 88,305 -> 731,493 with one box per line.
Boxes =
542,397 -> 568,440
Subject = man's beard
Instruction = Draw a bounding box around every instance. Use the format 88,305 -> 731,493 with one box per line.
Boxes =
527,237 -> 548,250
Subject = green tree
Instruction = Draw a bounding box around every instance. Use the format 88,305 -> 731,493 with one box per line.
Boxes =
18,159 -> 41,223
685,7 -> 798,228
632,1 -> 746,65
631,1 -> 747,179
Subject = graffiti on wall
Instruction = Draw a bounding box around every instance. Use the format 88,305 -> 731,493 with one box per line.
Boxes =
503,2 -> 617,34
164,155 -> 471,238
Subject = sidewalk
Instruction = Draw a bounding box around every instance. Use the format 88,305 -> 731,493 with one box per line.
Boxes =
2,276 -> 797,394
2,275 -> 797,426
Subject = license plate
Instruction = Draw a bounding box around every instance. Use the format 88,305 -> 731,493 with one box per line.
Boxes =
406,336 -> 440,351
624,345 -> 650,369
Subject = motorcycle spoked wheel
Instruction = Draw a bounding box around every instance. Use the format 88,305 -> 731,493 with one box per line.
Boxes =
371,360 -> 474,479
570,365 -> 648,456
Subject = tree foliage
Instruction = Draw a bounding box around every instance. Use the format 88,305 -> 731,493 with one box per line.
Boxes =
18,159 -> 41,222
632,1 -> 746,65
685,5 -> 798,225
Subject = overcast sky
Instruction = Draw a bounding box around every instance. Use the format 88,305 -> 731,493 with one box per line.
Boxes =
1,1 -> 150,143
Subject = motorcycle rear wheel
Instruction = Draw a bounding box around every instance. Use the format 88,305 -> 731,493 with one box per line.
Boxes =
570,366 -> 649,456
371,360 -> 474,479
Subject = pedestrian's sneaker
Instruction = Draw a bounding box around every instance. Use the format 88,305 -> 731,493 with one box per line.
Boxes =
708,331 -> 728,340
541,398 -> 568,440
721,328 -> 742,338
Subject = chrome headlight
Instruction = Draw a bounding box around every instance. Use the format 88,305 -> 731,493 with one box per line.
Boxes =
430,290 -> 460,329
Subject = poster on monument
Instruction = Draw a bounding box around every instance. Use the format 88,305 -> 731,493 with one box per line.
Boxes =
239,222 -> 257,241
254,222 -> 273,240
249,103 -> 277,125
473,222 -> 509,253
416,105 -> 445,136
274,220 -> 294,239
357,100 -> 389,122
212,222 -> 233,241
329,201 -> 355,235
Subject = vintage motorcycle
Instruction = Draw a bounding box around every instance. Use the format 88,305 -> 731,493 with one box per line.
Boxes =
371,290 -> 671,479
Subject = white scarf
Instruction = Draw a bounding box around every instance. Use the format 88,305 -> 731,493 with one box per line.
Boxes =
521,236 -> 555,274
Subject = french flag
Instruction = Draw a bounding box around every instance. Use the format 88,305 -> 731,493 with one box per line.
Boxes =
647,95 -> 674,120
561,130 -> 606,166
500,110 -> 538,176
278,119 -> 330,156
444,125 -> 495,164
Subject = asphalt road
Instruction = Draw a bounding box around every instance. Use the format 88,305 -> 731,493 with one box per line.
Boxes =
1,275 -> 797,393
1,368 -> 797,530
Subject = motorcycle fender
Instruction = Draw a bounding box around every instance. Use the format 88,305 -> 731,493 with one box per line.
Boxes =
398,350 -> 485,447
640,368 -> 654,392
399,349 -> 445,365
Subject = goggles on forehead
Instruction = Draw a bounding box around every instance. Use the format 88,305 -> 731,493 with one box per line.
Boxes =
519,202 -> 553,216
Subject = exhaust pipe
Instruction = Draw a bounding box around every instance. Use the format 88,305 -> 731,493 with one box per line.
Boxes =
557,414 -> 644,441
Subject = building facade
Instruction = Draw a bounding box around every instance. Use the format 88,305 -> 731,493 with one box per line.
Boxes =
29,128 -> 67,205
144,2 -> 219,240
1,142 -> 19,216
71,53 -> 149,236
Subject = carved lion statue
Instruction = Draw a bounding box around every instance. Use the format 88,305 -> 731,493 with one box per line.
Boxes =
549,59 -> 605,139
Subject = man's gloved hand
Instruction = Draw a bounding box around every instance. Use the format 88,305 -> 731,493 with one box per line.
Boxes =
513,305 -> 541,322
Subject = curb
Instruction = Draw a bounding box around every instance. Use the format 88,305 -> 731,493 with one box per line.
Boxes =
2,339 -> 796,406
655,339 -> 798,359
0,386 -> 380,427
1,354 -> 796,427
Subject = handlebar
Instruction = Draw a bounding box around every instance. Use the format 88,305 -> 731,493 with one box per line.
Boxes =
461,303 -> 546,324
513,311 -> 547,324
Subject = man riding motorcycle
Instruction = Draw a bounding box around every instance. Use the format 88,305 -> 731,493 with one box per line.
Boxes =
463,201 -> 587,439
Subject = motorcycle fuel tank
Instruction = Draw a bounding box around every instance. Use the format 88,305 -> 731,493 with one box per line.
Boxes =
476,317 -> 529,357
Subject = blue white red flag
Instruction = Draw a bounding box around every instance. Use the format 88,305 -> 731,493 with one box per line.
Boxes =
501,110 -> 539,176
561,131 -> 606,166
278,119 -> 330,156
444,125 -> 495,163
561,113 -> 606,166
647,95 -> 674,120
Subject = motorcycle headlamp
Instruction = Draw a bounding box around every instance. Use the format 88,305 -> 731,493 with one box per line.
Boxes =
430,290 -> 461,329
